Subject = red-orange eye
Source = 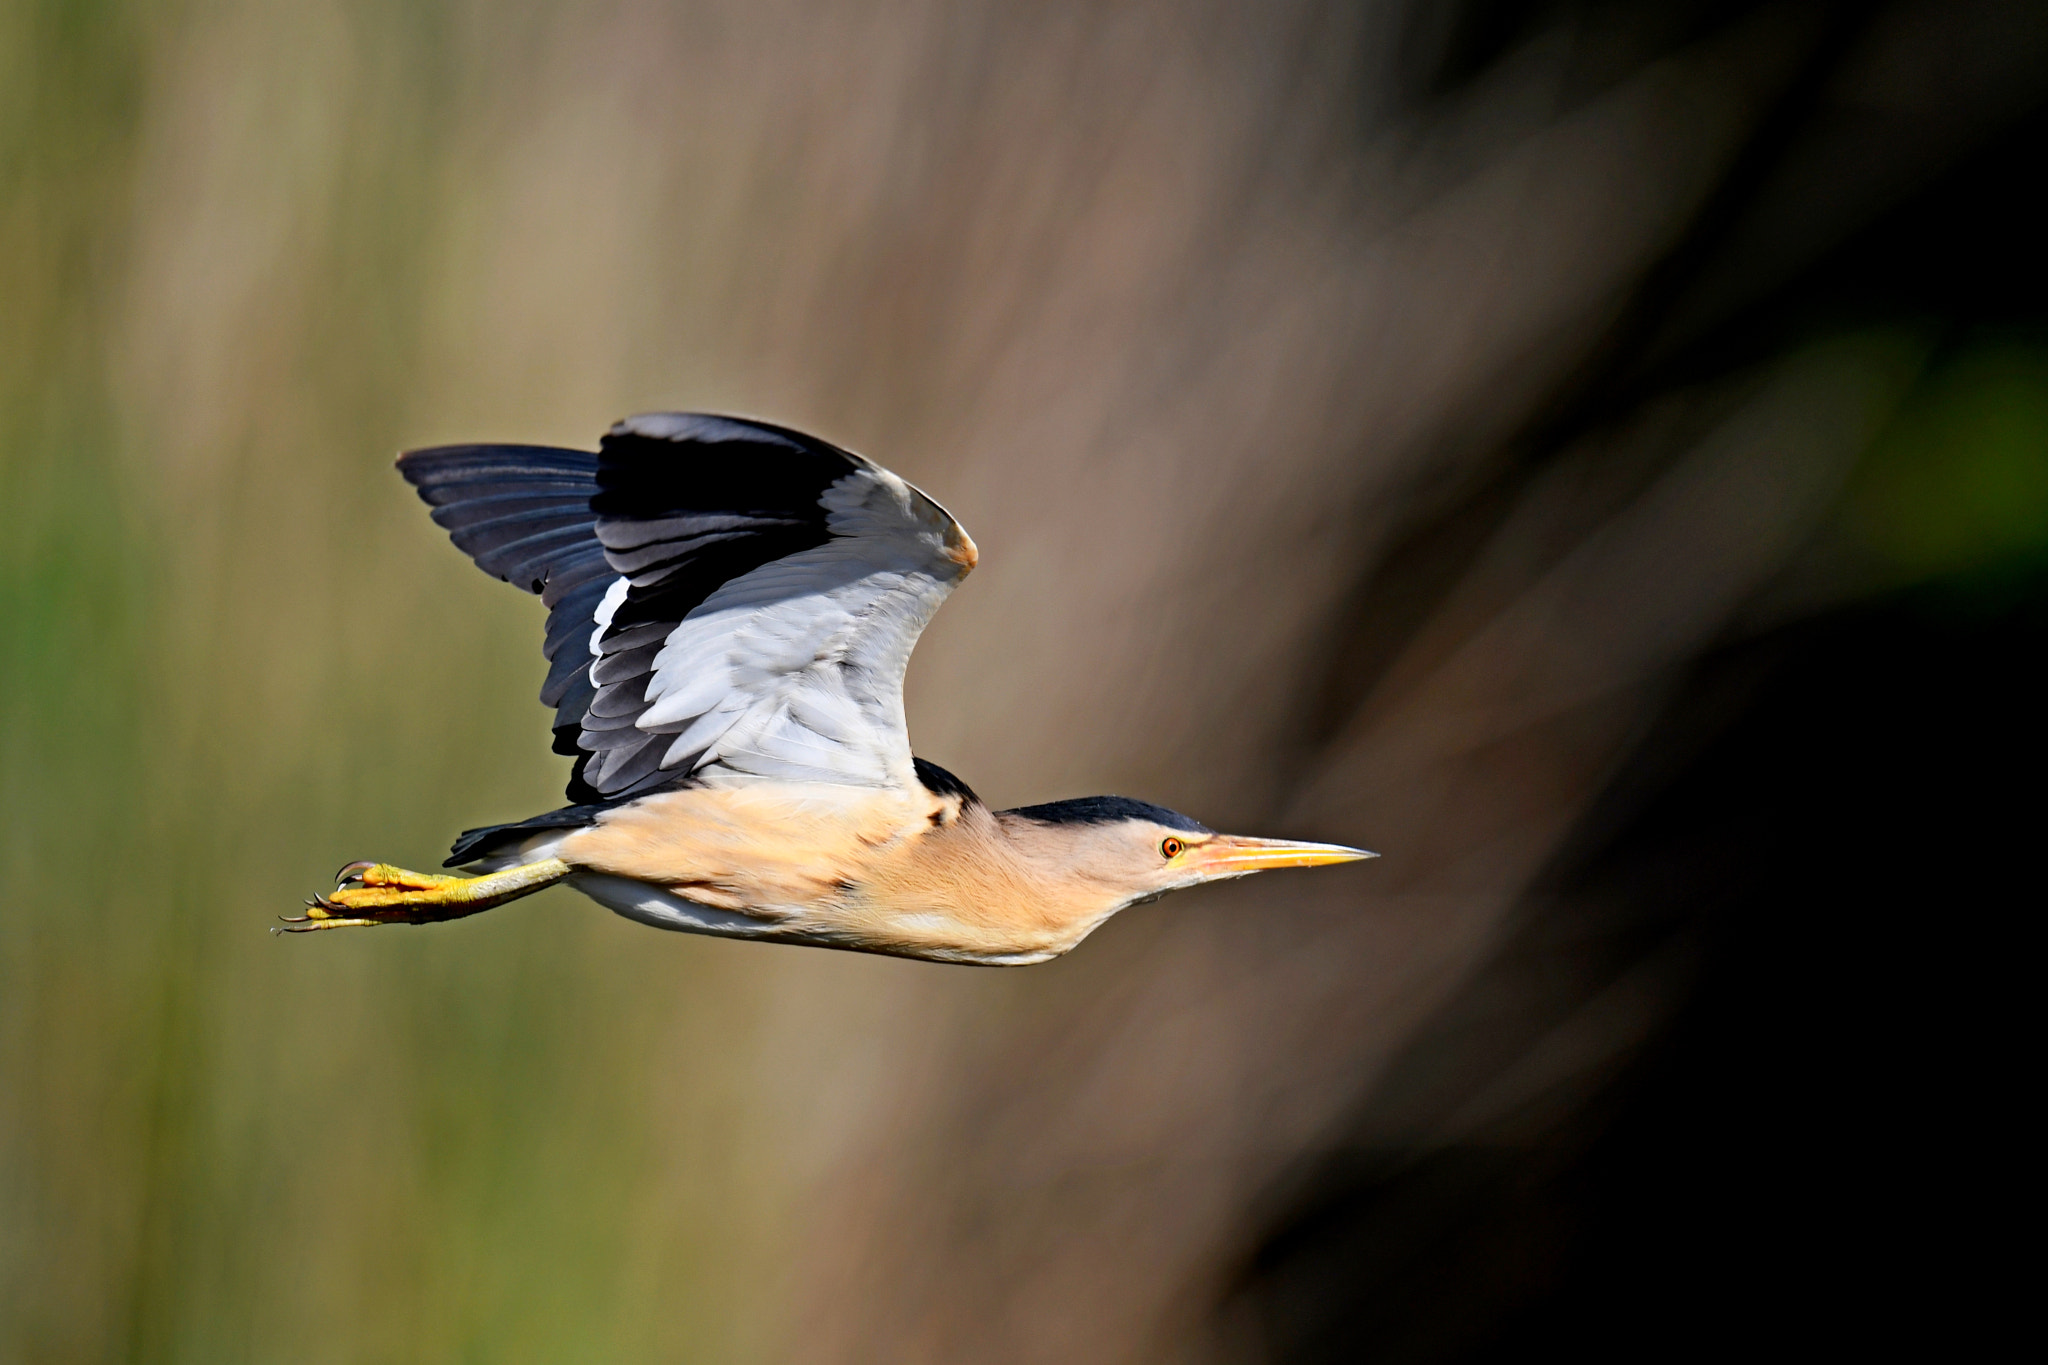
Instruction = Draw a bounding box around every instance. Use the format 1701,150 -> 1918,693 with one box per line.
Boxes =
1160,838 -> 1185,859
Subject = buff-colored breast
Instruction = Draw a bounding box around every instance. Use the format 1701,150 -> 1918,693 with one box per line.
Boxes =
557,784 -> 1116,961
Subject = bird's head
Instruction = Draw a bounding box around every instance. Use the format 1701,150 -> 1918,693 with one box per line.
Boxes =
998,796 -> 1373,915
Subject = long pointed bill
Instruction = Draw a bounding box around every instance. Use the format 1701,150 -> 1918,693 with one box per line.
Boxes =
1188,835 -> 1377,880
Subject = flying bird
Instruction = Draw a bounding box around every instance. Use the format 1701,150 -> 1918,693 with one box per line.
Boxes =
287,414 -> 1372,964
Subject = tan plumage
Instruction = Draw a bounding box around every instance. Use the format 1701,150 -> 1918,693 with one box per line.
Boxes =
287,413 -> 1370,962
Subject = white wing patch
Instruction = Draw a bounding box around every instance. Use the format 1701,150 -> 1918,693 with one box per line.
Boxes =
589,575 -> 630,658
631,465 -> 971,789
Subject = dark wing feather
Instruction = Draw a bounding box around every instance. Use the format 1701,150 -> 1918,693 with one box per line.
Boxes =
444,802 -> 617,868
396,444 -> 615,787
579,413 -> 974,795
572,415 -> 856,797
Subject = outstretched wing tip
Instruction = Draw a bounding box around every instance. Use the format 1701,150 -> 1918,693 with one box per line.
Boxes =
945,526 -> 979,574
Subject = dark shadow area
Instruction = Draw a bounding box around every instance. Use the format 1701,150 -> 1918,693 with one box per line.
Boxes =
1224,0 -> 2044,1357
1226,581 -> 2041,1360
1304,0 -> 2048,761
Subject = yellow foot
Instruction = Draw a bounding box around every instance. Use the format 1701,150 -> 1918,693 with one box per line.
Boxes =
278,858 -> 573,933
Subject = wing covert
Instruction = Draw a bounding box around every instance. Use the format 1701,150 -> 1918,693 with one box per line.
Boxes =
579,413 -> 975,797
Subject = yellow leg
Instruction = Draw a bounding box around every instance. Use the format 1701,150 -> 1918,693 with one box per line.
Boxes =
278,858 -> 573,932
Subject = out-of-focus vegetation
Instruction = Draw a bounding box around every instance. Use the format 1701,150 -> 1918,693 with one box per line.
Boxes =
1845,343 -> 2048,585
3,4 -> 783,1360
3,1 -> 2043,1361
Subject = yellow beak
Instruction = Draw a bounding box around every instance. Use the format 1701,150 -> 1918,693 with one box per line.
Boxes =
1187,835 -> 1377,879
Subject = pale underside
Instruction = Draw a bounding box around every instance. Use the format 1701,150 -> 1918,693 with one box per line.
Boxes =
484,784 -> 1136,966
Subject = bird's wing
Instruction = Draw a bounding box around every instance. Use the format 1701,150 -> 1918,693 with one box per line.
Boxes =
395,443 -> 619,774
400,414 -> 975,802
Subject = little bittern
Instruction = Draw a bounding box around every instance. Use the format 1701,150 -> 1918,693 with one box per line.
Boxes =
289,415 -> 1372,964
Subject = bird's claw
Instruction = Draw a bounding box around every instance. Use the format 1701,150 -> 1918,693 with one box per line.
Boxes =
274,912 -> 385,932
273,896 -> 340,924
280,857 -> 571,935
335,860 -> 378,888
279,862 -> 470,932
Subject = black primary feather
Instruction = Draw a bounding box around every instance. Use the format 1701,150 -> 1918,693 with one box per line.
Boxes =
398,446 -> 605,595
397,444 -> 617,797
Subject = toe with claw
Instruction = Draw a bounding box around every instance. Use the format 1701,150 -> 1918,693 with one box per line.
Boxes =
279,857 -> 574,933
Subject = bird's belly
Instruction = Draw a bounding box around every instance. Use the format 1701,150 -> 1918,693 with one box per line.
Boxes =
556,785 -> 1097,965
567,873 -> 1069,965
567,873 -> 793,939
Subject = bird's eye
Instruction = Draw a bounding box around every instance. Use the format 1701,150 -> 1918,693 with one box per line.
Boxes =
1160,837 -> 1185,859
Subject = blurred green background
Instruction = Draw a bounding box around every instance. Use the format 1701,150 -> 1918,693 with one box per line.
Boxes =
4,4 -> 799,1359
4,1 -> 2044,1361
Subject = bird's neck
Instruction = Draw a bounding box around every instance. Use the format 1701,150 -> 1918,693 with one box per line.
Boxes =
845,803 -> 1132,957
